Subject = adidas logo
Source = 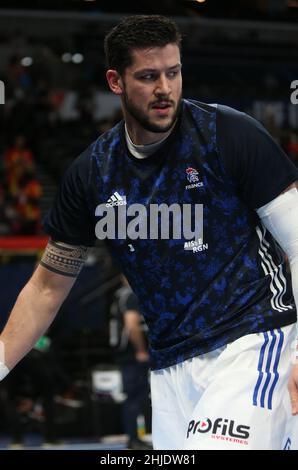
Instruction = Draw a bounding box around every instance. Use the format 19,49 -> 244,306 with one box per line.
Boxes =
106,192 -> 127,207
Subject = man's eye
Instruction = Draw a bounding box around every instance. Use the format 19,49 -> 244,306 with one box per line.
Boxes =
167,71 -> 178,78
140,74 -> 155,81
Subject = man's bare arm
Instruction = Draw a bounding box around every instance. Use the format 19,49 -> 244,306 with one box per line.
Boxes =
0,241 -> 89,372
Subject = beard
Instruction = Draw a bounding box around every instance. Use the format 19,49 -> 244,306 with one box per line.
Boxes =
123,90 -> 182,134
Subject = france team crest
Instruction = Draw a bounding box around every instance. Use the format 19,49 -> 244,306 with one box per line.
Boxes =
186,167 -> 199,183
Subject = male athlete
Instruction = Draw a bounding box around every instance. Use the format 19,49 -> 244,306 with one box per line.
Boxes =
0,15 -> 298,449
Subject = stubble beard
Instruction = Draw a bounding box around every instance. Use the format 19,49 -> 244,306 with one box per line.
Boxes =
123,90 -> 182,134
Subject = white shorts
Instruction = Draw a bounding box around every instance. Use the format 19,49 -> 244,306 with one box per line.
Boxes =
150,324 -> 298,450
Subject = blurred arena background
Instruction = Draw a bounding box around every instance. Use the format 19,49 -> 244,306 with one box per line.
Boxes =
0,0 -> 297,450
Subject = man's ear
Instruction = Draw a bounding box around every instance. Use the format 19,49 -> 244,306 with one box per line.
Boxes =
106,70 -> 123,95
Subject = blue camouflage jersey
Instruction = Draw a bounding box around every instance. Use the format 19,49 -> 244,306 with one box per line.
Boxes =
44,99 -> 298,370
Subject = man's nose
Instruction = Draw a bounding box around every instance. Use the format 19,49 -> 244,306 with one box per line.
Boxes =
155,75 -> 171,96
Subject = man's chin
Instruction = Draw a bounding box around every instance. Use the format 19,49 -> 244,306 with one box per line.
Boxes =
147,118 -> 175,134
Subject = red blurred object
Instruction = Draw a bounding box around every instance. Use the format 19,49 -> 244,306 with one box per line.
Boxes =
0,236 -> 48,250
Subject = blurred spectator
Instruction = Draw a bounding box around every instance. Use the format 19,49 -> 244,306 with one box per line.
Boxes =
3,334 -> 71,448
0,183 -> 12,235
112,277 -> 152,450
2,135 -> 43,235
286,130 -> 298,167
6,54 -> 33,97
4,134 -> 34,195
32,80 -> 55,136
16,168 -> 43,235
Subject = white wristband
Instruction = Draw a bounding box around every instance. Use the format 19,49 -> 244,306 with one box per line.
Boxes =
0,362 -> 9,380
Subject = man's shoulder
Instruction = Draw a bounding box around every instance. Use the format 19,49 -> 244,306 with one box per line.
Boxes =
69,121 -> 123,172
93,120 -> 123,157
183,98 -> 252,123
215,103 -> 268,142
183,98 -> 217,115
184,99 -> 266,145
183,98 -> 267,156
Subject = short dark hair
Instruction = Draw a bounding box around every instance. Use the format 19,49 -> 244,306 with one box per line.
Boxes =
104,15 -> 182,75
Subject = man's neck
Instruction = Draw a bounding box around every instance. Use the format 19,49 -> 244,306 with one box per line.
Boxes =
125,124 -> 172,159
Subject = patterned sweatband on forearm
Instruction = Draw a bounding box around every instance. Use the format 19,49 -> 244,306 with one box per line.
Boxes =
40,240 -> 89,277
